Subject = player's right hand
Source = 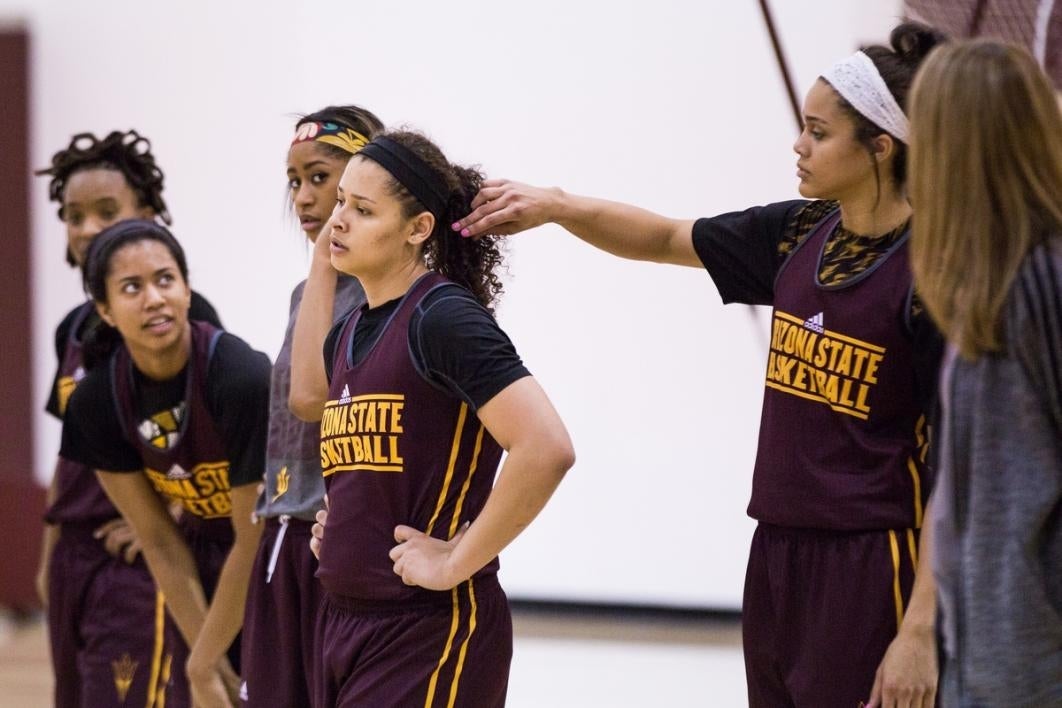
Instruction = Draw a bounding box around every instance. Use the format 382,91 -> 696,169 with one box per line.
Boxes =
452,179 -> 562,239
310,494 -> 328,560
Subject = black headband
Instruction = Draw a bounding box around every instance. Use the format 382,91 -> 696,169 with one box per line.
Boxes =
358,137 -> 449,219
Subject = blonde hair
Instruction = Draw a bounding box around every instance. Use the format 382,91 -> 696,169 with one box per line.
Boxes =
909,40 -> 1062,358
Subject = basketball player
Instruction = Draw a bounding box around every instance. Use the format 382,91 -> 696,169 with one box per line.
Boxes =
60,220 -> 269,708
288,130 -> 575,707
239,105 -> 382,708
36,130 -> 221,708
454,23 -> 947,708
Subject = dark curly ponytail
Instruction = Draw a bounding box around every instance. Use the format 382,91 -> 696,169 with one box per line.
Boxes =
371,130 -> 505,313
36,130 -> 170,265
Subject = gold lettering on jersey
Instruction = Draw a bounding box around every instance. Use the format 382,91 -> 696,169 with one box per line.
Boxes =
144,461 -> 233,518
765,311 -> 887,420
112,652 -> 137,702
319,394 -> 405,476
272,466 -> 290,502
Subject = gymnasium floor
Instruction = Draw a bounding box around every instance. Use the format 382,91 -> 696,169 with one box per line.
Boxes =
0,605 -> 747,707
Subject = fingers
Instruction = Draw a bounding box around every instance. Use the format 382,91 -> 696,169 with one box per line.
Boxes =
123,539 -> 143,564
93,518 -> 124,538
391,556 -> 417,586
468,184 -> 508,211
393,524 -> 422,543
449,521 -> 471,544
865,665 -> 883,708
311,511 -> 326,559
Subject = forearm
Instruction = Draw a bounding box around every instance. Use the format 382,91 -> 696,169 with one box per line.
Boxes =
903,496 -> 937,633
190,524 -> 260,668
140,531 -> 211,646
289,254 -> 338,421
38,471 -> 61,567
445,442 -> 571,582
551,190 -> 696,266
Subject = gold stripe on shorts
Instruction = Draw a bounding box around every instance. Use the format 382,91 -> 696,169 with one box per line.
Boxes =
145,590 -> 166,708
888,530 -> 904,631
447,580 -> 478,708
424,587 -> 462,708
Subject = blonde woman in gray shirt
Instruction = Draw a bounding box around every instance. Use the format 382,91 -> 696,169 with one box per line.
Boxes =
909,40 -> 1062,707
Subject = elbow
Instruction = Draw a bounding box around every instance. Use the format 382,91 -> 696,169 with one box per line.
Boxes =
288,389 -> 324,422
544,433 -> 576,479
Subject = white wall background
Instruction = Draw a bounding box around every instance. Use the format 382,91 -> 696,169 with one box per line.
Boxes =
6,0 -> 902,610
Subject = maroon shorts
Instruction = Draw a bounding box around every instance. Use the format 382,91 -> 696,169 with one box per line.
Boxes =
164,527 -> 240,708
742,523 -> 920,708
47,522 -> 169,708
239,517 -> 322,708
315,575 -> 512,708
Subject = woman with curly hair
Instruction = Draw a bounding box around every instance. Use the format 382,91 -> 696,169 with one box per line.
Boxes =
289,130 -> 575,707
35,130 -> 221,708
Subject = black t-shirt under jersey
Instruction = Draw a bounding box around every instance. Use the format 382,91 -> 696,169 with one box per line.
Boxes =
60,331 -> 270,487
324,284 -> 530,411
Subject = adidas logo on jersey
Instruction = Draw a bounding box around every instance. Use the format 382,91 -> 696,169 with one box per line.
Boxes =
165,463 -> 191,480
339,384 -> 352,404
803,311 -> 824,334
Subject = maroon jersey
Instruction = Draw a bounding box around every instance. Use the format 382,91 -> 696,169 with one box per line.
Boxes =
44,303 -> 122,525
318,273 -> 504,602
748,209 -> 930,530
112,320 -> 234,541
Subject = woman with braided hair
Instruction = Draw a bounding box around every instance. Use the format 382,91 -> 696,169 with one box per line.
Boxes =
36,129 -> 222,708
288,129 -> 575,707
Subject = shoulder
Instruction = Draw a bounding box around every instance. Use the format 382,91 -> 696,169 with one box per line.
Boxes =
66,359 -> 115,418
1008,237 -> 1062,334
208,332 -> 271,389
785,200 -> 837,247
414,285 -> 497,337
189,290 -> 223,328
55,302 -> 90,344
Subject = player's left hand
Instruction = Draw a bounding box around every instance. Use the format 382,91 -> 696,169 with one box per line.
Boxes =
865,622 -> 937,708
389,523 -> 469,591
186,657 -> 236,708
94,518 -> 143,564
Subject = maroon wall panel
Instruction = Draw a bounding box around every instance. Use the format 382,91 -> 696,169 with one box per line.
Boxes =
0,28 -> 44,611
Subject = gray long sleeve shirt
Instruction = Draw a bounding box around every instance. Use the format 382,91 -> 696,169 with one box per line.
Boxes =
934,239 -> 1062,707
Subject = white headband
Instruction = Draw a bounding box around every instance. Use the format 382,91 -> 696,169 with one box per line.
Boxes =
821,51 -> 909,143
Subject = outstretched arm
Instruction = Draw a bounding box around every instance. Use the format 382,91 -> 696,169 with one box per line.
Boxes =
453,179 -> 700,267
290,218 -> 340,422
389,376 -> 575,589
